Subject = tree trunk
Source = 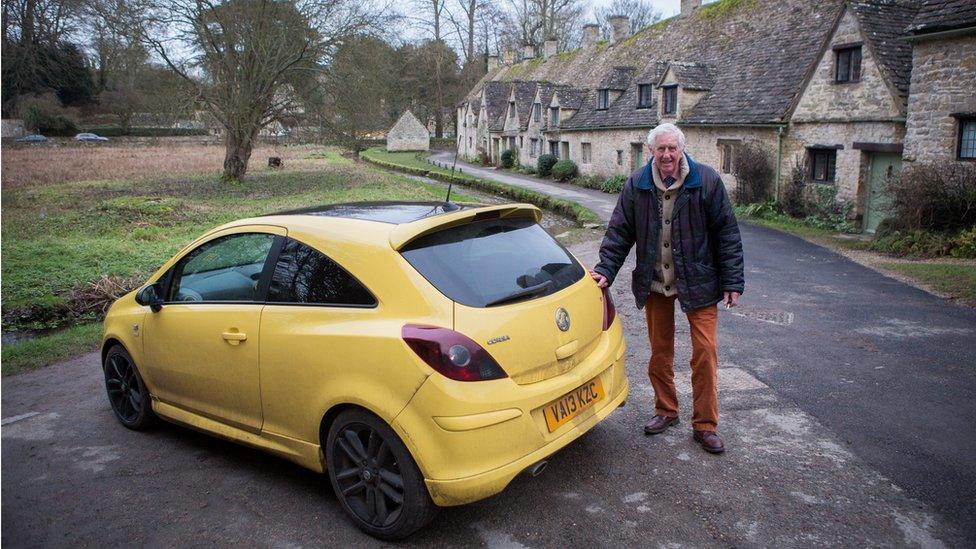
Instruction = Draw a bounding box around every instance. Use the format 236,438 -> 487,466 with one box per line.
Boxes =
222,126 -> 258,181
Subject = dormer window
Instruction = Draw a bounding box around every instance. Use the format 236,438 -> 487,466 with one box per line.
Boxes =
509,101 -> 516,119
598,89 -> 609,110
638,84 -> 653,109
834,44 -> 862,83
533,103 -> 541,122
550,107 -> 560,128
662,85 -> 677,115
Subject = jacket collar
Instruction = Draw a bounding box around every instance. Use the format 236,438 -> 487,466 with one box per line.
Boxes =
636,153 -> 702,191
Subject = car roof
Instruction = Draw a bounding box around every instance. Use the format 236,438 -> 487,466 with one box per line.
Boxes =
265,201 -> 486,225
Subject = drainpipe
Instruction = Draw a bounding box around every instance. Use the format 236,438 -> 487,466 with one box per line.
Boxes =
774,126 -> 784,204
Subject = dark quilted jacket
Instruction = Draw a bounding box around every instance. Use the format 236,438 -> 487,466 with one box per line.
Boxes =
594,155 -> 744,312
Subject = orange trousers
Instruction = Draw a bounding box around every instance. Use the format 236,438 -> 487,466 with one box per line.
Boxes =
645,293 -> 719,431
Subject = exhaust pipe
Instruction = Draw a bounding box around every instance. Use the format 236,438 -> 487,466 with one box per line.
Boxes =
525,460 -> 548,477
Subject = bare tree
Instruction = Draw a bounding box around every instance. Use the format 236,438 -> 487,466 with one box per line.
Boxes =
110,0 -> 393,181
595,0 -> 661,38
497,0 -> 582,55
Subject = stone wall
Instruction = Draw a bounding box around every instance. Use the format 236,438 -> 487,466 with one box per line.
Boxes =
903,34 -> 976,164
782,121 -> 905,216
681,126 -> 779,193
2,119 -> 25,138
792,7 -> 903,122
387,111 -> 430,152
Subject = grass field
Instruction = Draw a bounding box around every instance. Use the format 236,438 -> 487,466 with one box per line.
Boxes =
879,263 -> 976,304
1,143 -> 473,341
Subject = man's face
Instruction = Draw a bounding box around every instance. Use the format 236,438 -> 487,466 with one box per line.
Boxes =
649,133 -> 683,176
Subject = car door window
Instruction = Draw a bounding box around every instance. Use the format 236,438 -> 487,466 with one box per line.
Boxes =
169,233 -> 276,302
268,238 -> 376,306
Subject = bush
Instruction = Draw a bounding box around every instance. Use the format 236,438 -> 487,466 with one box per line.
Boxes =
551,159 -> 578,181
17,92 -> 78,136
886,163 -> 976,232
478,149 -> 492,166
951,227 -> 976,258
521,165 -> 537,175
572,175 -> 603,190
537,154 -> 557,177
601,175 -> 626,193
780,157 -> 808,218
805,184 -> 855,232
870,229 -> 954,257
500,149 -> 517,169
732,141 -> 775,204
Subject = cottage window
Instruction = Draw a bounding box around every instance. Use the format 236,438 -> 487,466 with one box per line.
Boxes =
638,84 -> 653,108
560,141 -> 570,159
718,140 -> 740,174
598,89 -> 609,110
835,45 -> 862,83
808,148 -> 837,182
958,118 -> 976,160
509,101 -> 516,119
550,107 -> 560,128
530,138 -> 539,157
549,140 -> 560,158
617,150 -> 624,165
582,142 -> 592,164
662,85 -> 678,115
468,137 -> 472,148
533,103 -> 541,122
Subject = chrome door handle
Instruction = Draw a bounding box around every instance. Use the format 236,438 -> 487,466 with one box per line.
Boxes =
221,331 -> 247,345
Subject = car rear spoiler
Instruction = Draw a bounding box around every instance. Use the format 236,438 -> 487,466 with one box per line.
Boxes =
388,203 -> 542,251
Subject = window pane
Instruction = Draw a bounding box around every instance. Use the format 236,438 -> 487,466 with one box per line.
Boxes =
827,151 -> 836,181
401,218 -> 585,308
598,90 -> 608,109
582,142 -> 592,163
638,84 -> 652,107
960,120 -> 976,159
170,233 -> 275,302
812,152 -> 826,181
851,47 -> 862,81
269,239 -> 375,305
836,50 -> 850,82
663,87 -> 677,114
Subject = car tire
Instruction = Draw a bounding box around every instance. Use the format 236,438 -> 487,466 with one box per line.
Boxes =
103,345 -> 157,430
325,409 -> 437,540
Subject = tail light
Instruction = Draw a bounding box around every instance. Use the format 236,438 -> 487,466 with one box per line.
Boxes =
402,324 -> 508,381
602,287 -> 616,331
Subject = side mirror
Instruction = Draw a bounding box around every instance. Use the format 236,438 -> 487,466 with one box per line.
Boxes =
135,284 -> 164,312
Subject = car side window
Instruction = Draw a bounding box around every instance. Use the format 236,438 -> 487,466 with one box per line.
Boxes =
168,233 -> 276,302
268,238 -> 376,306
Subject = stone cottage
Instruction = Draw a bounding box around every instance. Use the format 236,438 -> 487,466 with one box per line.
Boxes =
457,0 -> 973,232
387,110 -> 430,152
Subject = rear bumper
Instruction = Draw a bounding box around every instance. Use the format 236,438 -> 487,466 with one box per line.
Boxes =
423,376 -> 628,506
391,320 -> 628,506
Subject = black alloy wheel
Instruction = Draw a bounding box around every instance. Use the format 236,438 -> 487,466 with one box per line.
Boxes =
326,409 -> 436,540
103,345 -> 156,430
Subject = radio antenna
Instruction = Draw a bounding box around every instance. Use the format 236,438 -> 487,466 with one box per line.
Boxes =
445,142 -> 461,205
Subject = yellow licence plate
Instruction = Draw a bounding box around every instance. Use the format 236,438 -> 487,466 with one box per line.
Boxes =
542,377 -> 605,432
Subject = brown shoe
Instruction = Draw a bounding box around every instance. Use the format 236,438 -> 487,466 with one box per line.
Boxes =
644,415 -> 679,435
693,430 -> 726,454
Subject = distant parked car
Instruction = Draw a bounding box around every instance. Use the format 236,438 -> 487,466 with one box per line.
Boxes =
74,132 -> 109,142
15,134 -> 48,143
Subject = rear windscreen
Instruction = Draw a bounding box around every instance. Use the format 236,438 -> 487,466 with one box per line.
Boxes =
400,217 -> 585,307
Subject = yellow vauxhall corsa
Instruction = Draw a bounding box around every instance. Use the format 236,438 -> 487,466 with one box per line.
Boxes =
101,201 -> 628,539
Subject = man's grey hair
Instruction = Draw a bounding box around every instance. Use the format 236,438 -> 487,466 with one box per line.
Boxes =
646,123 -> 686,148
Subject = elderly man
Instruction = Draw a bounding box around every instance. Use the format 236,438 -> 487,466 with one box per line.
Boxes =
590,123 -> 744,454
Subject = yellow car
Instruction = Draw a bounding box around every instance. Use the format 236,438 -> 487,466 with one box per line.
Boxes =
102,201 -> 628,539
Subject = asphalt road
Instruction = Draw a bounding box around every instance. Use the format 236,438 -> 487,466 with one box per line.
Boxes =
3,225 -> 973,547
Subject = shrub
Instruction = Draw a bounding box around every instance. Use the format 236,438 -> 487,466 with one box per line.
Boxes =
870,229 -> 954,257
17,92 -> 79,136
500,149 -> 517,169
885,162 -> 976,232
805,184 -> 855,232
951,227 -> 976,258
601,175 -> 626,193
522,165 -> 537,175
780,157 -> 808,218
478,149 -> 492,166
732,141 -> 775,205
572,175 -> 603,190
537,154 -> 557,177
551,159 -> 578,181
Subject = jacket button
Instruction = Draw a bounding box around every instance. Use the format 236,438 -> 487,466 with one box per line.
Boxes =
664,242 -> 670,248
665,285 -> 671,291
665,219 -> 671,225
665,264 -> 670,269
665,194 -> 671,200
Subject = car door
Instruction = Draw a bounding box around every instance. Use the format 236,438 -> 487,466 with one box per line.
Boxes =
144,226 -> 284,432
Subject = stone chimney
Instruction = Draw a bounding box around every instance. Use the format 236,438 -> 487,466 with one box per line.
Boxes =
582,24 -> 600,48
502,49 -> 514,65
608,15 -> 630,42
487,54 -> 499,71
543,39 -> 558,59
523,44 -> 534,60
681,0 -> 702,16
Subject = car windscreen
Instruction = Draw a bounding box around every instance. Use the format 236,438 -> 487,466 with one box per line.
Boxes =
400,217 -> 585,307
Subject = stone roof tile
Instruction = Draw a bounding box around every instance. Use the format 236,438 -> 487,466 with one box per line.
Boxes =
599,66 -> 637,90
907,0 -> 976,34
850,0 -> 920,100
